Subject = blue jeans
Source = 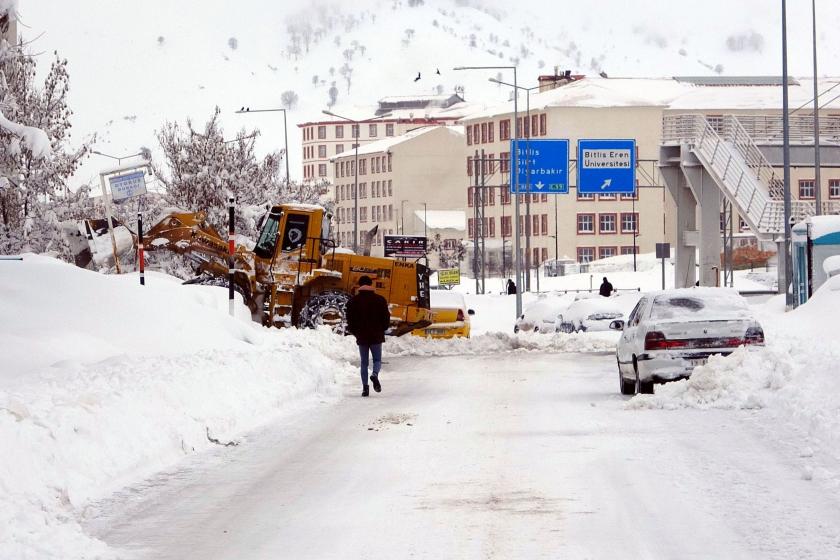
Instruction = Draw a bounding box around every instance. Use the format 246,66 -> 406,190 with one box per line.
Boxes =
358,343 -> 382,387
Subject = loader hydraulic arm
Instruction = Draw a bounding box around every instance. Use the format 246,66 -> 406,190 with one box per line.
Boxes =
142,210 -> 230,265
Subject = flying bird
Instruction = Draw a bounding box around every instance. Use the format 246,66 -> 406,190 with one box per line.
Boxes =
240,106 -> 244,111
599,71 -> 608,79
436,68 -> 441,75
414,72 -> 421,82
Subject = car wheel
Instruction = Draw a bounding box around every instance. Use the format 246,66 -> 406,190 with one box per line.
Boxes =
619,360 -> 635,396
633,357 -> 655,395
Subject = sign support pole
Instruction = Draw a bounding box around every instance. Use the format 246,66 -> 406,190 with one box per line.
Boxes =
228,197 -> 235,317
138,212 -> 145,285
99,173 -> 122,274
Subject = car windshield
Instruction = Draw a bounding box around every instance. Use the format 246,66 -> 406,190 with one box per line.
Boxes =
650,292 -> 750,321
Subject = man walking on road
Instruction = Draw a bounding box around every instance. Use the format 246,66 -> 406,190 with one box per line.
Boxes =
346,276 -> 391,397
599,276 -> 614,297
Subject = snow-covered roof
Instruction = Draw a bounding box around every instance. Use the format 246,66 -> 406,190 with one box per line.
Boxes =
414,210 -> 465,231
667,78 -> 840,110
460,77 -> 840,121
331,125 -> 464,159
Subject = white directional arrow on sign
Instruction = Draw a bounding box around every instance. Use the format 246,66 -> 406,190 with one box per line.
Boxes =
600,179 -> 612,190
535,181 -> 544,190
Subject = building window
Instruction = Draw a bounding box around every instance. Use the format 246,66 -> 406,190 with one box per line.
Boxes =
386,123 -> 394,137
359,159 -> 367,175
532,247 -> 540,264
351,124 -> 360,138
468,218 -> 475,238
541,214 -> 548,235
501,216 -> 512,236
387,153 -> 392,172
336,144 -> 344,155
369,123 -> 378,137
318,145 -> 327,158
317,125 -> 326,139
621,246 -> 639,255
360,207 -> 367,222
599,213 -> 617,234
500,152 -> 510,174
467,186 -> 474,207
481,122 -> 488,143
577,191 -> 595,201
620,191 -> 639,201
599,246 -> 617,259
577,246 -> 595,263
488,122 -> 494,143
388,205 -> 393,220
388,180 -> 393,196
488,217 -> 496,237
577,213 -> 595,234
500,119 -> 511,141
335,125 -> 344,139
740,217 -> 749,231
599,193 -> 616,201
531,114 -> 538,138
466,125 -> 472,145
541,193 -> 548,203
360,183 -> 367,198
539,113 -> 547,136
799,179 -> 816,199
473,123 -> 480,144
532,215 -> 540,236
501,188 -> 511,205
830,179 -> 840,198
374,158 -> 380,174
467,156 -> 473,176
620,212 -> 638,234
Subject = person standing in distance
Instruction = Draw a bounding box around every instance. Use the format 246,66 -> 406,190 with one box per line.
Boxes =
599,276 -> 614,297
346,275 -> 391,397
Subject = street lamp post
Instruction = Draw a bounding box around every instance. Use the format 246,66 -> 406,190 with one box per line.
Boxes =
782,0 -> 794,308
811,0 -> 822,216
454,65 -> 522,317
322,110 -> 392,253
490,79 -> 542,292
235,108 -> 291,193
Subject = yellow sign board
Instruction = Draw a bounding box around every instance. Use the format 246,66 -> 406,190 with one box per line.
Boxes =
437,268 -> 461,285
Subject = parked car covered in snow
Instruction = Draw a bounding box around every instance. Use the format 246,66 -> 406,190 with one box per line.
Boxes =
611,288 -> 764,395
555,293 -> 641,333
411,290 -> 473,339
514,293 -> 581,333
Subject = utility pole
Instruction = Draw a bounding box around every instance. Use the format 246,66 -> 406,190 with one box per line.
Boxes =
782,0 -> 794,308
812,0 -> 822,216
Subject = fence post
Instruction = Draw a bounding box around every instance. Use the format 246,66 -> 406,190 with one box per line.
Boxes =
138,212 -> 145,286
228,197 -> 235,317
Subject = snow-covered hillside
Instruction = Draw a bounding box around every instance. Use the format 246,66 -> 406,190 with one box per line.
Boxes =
21,0 -> 840,190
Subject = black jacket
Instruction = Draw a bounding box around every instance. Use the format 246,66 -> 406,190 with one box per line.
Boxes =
599,281 -> 614,297
346,288 -> 391,345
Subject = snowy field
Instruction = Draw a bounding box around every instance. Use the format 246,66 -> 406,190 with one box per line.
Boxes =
2,254 -> 839,558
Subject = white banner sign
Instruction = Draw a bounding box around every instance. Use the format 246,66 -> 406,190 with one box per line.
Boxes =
109,171 -> 147,202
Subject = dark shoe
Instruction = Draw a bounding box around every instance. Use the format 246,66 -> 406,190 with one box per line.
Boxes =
362,385 -> 369,397
371,376 -> 381,393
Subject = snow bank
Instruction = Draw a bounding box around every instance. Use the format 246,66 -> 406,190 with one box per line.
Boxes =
629,275 -> 840,455
386,331 -> 618,356
0,256 -> 353,559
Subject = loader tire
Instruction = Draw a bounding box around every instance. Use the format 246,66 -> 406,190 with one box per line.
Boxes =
297,290 -> 351,334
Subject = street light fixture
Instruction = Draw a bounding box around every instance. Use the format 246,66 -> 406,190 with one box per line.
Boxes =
454,65 -> 522,317
235,107 -> 291,193
322,110 -> 393,253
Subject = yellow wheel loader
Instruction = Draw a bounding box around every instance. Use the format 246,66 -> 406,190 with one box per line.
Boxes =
72,204 -> 432,336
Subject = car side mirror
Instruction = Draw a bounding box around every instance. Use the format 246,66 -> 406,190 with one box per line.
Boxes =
467,309 -> 475,316
609,319 -> 625,331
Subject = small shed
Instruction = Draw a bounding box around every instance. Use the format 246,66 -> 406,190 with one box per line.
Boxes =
792,215 -> 840,307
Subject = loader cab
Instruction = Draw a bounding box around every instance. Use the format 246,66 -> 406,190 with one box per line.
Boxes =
253,205 -> 327,261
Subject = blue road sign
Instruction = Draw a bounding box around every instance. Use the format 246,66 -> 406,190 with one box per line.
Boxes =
510,139 -> 570,194
577,139 -> 636,194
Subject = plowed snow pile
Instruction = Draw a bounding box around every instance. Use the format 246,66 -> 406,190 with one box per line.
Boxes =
0,256 -> 353,559
629,275 -> 840,453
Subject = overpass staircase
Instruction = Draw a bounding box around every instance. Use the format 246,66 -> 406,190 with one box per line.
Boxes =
661,114 -> 840,239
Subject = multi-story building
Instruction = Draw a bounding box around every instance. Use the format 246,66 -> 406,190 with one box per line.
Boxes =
330,125 -> 465,257
458,76 -> 840,277
298,93 -> 470,182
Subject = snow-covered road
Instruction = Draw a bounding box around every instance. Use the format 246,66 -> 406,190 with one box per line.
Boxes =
87,351 -> 840,560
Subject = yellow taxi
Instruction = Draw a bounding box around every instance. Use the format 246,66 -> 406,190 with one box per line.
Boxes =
411,290 -> 474,339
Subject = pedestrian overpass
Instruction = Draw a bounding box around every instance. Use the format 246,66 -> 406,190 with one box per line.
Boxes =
659,113 -> 840,290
